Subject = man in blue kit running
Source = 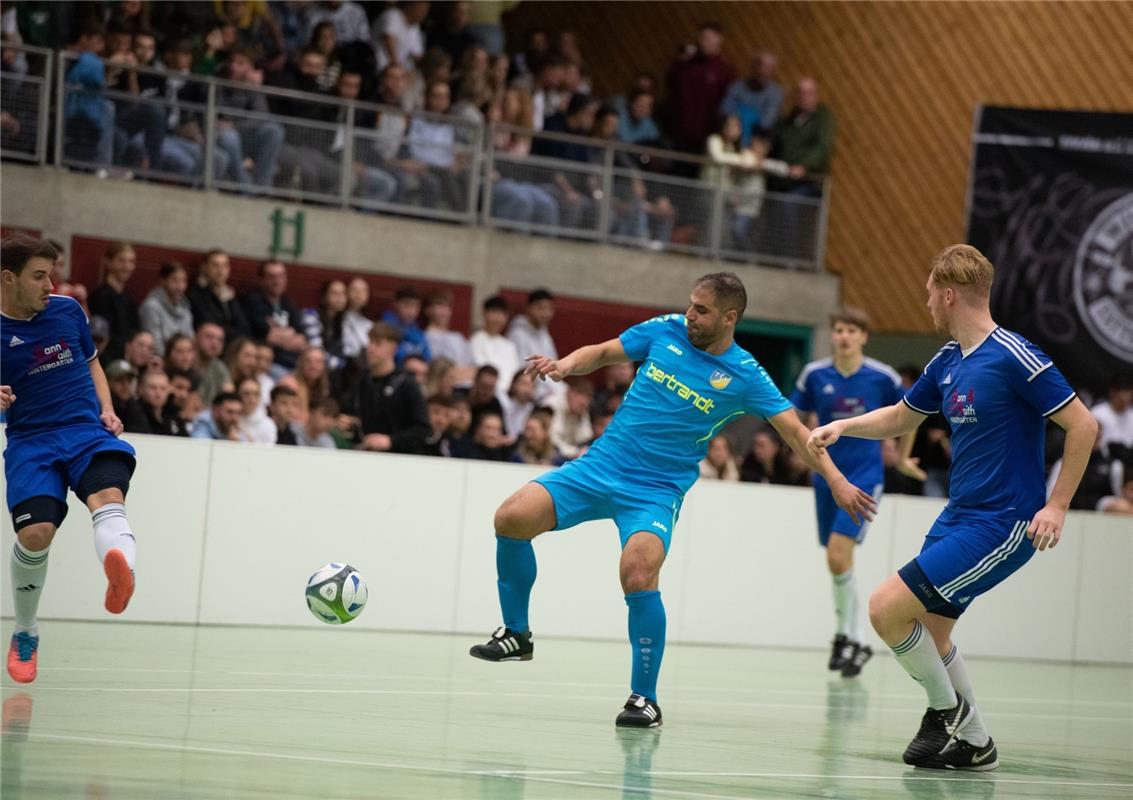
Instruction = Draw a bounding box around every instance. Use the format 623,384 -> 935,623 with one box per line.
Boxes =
1,236 -> 140,683
469,272 -> 878,727
809,245 -> 1096,770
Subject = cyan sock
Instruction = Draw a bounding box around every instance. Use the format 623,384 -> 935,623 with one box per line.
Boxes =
496,536 -> 536,633
626,590 -> 666,701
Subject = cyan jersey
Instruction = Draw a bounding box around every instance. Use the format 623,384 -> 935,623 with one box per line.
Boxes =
589,314 -> 793,494
903,327 -> 1075,516
1,295 -> 101,437
791,357 -> 902,485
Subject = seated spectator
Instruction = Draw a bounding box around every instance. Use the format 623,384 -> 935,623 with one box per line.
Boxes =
267,384 -> 301,445
89,241 -> 140,362
138,368 -> 189,436
194,321 -> 234,406
123,329 -> 162,375
882,438 -> 925,496
446,395 -> 474,454
106,359 -> 150,434
767,77 -> 834,196
90,315 -> 111,357
510,27 -> 550,85
380,286 -> 432,364
465,364 -> 504,419
301,278 -> 348,370
740,428 -> 795,484
164,332 -> 200,378
63,22 -> 113,167
429,1 -> 475,65
425,356 -> 458,398
423,291 -> 474,372
236,376 -> 276,444
510,414 -> 564,466
341,322 -> 431,453
342,277 -> 374,358
416,394 -> 455,456
156,38 -> 228,182
699,434 -> 739,480
191,391 -> 247,441
224,336 -> 262,394
487,89 -> 560,228
47,239 -> 88,311
1,34 -> 38,155
487,52 -> 510,99
107,27 -> 166,171
242,260 -> 306,374
167,367 -> 204,428
272,0 -> 315,56
507,288 -> 564,402
140,260 -> 194,354
501,369 -> 536,443
527,55 -> 568,131
294,397 -> 340,448
217,0 -> 286,72
404,354 -> 429,388
329,70 -> 399,204
703,115 -> 780,250
188,248 -> 251,341
592,361 -> 635,416
470,294 -> 521,386
254,341 -> 279,402
533,93 -> 601,230
214,45 -> 285,189
308,21 -> 343,91
593,106 -> 675,247
782,448 -> 811,487
547,376 -> 594,459
1048,426 -> 1129,513
305,0 -> 371,46
403,46 -> 452,113
617,87 -> 662,147
1091,374 -> 1133,461
666,21 -> 737,157
408,80 -> 467,210
372,1 -> 429,72
292,345 -> 332,424
454,410 -> 512,461
719,51 -> 784,145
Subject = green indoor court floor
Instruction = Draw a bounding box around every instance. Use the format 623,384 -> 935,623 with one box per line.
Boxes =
1,621 -> 1130,799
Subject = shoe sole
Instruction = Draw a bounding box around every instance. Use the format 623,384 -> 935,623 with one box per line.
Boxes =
468,650 -> 533,662
916,759 -> 999,772
615,719 -> 662,729
104,549 -> 135,614
6,661 -> 36,683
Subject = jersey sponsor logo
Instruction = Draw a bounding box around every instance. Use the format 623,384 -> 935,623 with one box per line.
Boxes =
947,387 -> 978,424
832,395 -> 866,419
666,344 -> 684,356
1073,193 -> 1133,362
709,370 -> 732,390
643,361 -> 715,414
9,335 -> 25,346
27,339 -> 75,376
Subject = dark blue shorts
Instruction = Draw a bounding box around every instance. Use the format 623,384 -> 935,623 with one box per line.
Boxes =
900,506 -> 1036,617
4,424 -> 136,511
814,474 -> 883,546
533,455 -> 683,554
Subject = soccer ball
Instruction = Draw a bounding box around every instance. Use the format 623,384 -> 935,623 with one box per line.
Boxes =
305,563 -> 368,625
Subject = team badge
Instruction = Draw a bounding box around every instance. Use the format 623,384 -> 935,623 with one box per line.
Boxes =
1074,192 -> 1133,362
709,370 -> 732,390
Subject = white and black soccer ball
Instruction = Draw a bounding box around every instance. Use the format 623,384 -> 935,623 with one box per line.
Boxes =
305,563 -> 368,625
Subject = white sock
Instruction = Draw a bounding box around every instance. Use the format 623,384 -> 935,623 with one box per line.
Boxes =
943,644 -> 990,746
11,541 -> 49,636
91,503 -> 136,569
832,570 -> 861,642
890,621 -> 957,709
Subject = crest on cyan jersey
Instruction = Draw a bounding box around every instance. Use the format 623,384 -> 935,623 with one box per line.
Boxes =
709,370 -> 732,390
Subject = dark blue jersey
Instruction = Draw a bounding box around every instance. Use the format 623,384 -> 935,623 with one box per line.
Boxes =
1,295 -> 101,437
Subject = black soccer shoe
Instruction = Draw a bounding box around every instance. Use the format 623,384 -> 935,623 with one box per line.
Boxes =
918,737 -> 999,771
902,696 -> 974,765
841,643 -> 873,678
616,693 -> 663,728
468,627 -> 533,662
828,634 -> 853,671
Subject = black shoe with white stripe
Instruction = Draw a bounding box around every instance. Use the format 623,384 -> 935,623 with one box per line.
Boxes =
902,697 -> 974,765
918,737 -> 999,771
469,627 -> 533,662
828,634 -> 852,671
616,694 -> 662,728
841,643 -> 873,678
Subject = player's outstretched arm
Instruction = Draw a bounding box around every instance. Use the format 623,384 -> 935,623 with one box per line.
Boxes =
1029,398 -> 1098,551
807,401 -> 923,457
526,338 -> 629,382
88,357 -> 124,436
769,409 -> 878,524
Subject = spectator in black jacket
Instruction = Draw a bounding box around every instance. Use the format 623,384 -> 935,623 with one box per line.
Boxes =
89,241 -> 141,362
268,383 -> 301,445
241,260 -> 306,373
106,359 -> 150,433
138,368 -> 189,436
188,248 -> 251,342
344,322 -> 430,453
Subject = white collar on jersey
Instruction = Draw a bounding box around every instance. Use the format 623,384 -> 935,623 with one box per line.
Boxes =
960,329 -> 995,358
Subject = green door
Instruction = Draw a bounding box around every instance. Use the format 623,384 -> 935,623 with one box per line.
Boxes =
734,318 -> 813,393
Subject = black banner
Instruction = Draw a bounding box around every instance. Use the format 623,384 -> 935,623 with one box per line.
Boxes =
965,106 -> 1133,393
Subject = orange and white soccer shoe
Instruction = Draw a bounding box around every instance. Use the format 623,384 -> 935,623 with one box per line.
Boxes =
7,632 -> 39,683
103,548 -> 135,614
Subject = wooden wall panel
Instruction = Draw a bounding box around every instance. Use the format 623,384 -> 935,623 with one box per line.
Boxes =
503,1 -> 1133,332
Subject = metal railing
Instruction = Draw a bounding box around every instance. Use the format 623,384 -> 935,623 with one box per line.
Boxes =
0,43 -> 52,164
3,45 -> 830,271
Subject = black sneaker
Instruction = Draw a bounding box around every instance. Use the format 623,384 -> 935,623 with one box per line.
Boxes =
468,627 -> 533,662
919,737 -> 999,771
828,634 -> 853,671
616,693 -> 662,728
902,697 -> 973,765
841,643 -> 873,678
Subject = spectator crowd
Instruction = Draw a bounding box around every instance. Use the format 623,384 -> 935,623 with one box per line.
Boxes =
2,2 -> 835,254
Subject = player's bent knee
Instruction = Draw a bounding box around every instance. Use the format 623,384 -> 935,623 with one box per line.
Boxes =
11,496 -> 68,542
85,487 -> 125,510
16,522 -> 57,552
